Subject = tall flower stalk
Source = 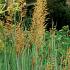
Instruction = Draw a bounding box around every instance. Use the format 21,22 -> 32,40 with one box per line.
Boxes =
31,0 -> 47,48
30,0 -> 48,70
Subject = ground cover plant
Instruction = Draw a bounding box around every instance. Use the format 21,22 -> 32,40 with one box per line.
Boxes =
0,0 -> 70,70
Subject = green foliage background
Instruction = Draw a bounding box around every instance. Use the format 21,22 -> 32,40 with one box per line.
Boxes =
0,0 -> 70,70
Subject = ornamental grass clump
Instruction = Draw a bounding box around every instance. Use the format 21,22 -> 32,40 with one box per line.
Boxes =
4,0 -> 26,55
30,0 -> 48,69
15,0 -> 26,55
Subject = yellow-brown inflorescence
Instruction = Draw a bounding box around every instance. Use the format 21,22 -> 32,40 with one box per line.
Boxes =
31,0 -> 48,48
15,0 -> 26,55
15,24 -> 24,55
4,0 -> 27,55
6,0 -> 14,24
18,0 -> 27,21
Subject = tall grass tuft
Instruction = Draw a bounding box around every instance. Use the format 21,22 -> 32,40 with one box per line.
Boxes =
30,0 -> 48,70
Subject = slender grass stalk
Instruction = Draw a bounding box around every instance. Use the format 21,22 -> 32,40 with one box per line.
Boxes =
50,27 -> 58,70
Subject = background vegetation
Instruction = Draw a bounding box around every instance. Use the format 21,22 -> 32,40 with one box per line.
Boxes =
0,0 -> 70,70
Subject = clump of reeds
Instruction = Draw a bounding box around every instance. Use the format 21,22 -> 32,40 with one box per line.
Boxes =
15,0 -> 27,55
4,0 -> 27,56
30,0 -> 48,69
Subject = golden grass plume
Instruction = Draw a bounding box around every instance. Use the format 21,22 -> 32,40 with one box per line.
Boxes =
31,0 -> 48,48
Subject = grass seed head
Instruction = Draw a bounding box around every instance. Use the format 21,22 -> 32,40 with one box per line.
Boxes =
31,0 -> 48,48
15,24 -> 24,55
